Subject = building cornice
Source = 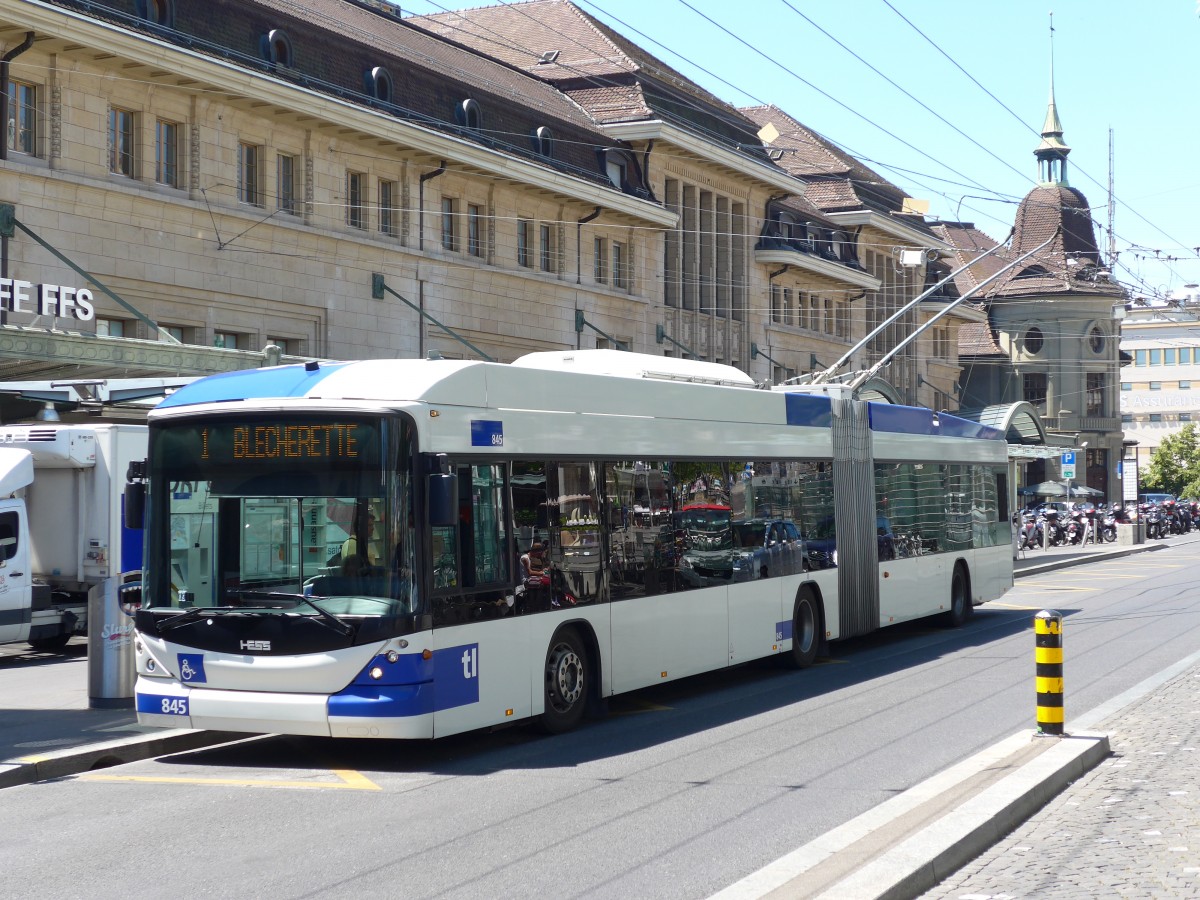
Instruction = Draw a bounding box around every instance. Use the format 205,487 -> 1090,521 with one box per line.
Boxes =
15,1 -> 677,227
752,248 -> 881,290
827,210 -> 946,249
0,325 -> 286,379
918,300 -> 987,324
603,120 -> 804,196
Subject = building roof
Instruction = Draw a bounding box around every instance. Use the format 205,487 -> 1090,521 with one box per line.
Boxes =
412,0 -> 772,157
956,321 -> 1006,358
988,185 -> 1124,298
92,0 -> 634,188
931,222 -> 1011,297
739,104 -> 928,228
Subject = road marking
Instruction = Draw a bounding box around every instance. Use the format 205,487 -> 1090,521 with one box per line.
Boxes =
1012,583 -> 1098,592
80,768 -> 382,791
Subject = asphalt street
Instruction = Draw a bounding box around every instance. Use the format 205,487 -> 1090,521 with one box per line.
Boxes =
1,538 -> 1197,899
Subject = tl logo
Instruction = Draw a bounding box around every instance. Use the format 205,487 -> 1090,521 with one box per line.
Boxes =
461,646 -> 478,679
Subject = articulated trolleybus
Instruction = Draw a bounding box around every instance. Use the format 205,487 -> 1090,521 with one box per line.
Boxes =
129,350 -> 1012,739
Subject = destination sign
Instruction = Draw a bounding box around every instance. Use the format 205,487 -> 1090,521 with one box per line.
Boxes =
215,423 -> 362,460
154,416 -> 381,473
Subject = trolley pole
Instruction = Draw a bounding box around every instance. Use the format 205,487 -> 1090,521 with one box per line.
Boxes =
1034,609 -> 1064,736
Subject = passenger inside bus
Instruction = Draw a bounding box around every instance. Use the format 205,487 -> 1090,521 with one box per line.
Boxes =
341,508 -> 376,574
521,542 -> 547,580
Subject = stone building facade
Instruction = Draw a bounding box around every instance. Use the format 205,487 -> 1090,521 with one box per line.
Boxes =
0,0 -> 964,419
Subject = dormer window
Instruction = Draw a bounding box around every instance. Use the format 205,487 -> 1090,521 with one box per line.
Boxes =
136,0 -> 174,27
456,98 -> 483,132
261,29 -> 293,68
1016,264 -> 1051,280
532,126 -> 554,158
365,66 -> 393,104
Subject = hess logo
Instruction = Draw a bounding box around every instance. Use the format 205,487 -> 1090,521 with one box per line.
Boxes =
240,640 -> 271,652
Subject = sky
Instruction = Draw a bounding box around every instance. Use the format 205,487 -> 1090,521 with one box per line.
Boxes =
396,0 -> 1200,301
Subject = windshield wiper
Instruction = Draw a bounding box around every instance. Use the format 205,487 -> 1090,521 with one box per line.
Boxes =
232,590 -> 354,637
157,605 -> 244,633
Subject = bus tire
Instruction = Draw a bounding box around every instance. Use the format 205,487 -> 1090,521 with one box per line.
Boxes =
940,563 -> 971,628
541,627 -> 588,734
786,588 -> 821,669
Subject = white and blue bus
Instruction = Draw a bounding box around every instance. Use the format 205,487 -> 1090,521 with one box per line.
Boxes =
129,350 -> 1012,739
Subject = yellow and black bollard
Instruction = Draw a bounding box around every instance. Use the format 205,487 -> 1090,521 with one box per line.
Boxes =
1034,609 -> 1064,735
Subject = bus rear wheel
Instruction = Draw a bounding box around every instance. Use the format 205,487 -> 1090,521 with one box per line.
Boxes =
940,564 -> 971,628
541,628 -> 588,733
786,589 -> 820,669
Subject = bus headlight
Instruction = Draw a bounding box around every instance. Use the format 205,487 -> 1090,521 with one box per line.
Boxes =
385,650 -> 400,663
369,666 -> 384,680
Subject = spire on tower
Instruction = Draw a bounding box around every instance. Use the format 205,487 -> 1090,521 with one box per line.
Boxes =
1036,11 -> 1070,185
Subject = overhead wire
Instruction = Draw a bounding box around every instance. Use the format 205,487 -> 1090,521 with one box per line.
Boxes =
879,0 -> 1198,271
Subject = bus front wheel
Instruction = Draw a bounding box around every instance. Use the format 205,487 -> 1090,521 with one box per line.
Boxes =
541,628 -> 588,733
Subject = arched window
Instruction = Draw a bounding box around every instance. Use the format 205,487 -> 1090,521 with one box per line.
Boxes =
261,29 -> 293,68
531,126 -> 554,158
1023,327 -> 1044,355
364,66 -> 393,104
136,0 -> 174,27
1089,326 -> 1105,354
455,98 -> 482,132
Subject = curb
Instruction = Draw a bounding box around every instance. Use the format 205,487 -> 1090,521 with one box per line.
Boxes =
1015,541 -> 1165,578
0,729 -> 247,789
813,732 -> 1109,900
708,730 -> 1109,900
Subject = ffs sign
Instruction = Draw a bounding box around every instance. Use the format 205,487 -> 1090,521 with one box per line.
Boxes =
0,278 -> 96,321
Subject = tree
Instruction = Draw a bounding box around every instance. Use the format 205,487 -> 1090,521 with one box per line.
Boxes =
1141,423 -> 1200,498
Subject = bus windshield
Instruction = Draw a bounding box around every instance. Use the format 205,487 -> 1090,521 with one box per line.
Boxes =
144,414 -> 418,625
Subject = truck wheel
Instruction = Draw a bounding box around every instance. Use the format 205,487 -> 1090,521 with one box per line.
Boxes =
28,633 -> 72,652
541,628 -> 588,734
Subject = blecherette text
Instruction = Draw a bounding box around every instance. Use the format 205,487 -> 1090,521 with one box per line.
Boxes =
0,279 -> 95,321
202,423 -> 361,461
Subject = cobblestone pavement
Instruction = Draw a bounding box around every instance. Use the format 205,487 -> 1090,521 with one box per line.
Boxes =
922,666 -> 1200,899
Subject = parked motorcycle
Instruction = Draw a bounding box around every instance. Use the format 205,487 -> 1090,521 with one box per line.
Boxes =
1018,510 -> 1040,550
1064,507 -> 1086,545
1041,507 -> 1066,546
1143,503 -> 1166,540
1101,506 -> 1117,543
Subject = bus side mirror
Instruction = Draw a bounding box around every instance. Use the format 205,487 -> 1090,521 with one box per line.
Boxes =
428,473 -> 458,527
124,483 -> 145,529
125,459 -> 146,530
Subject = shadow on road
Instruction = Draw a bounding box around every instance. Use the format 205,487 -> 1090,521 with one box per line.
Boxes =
159,603 -> 1065,777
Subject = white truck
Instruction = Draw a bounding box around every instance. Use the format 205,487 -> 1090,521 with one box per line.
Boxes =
0,424 -> 147,651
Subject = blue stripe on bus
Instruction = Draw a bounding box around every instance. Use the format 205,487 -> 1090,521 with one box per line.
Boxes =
784,393 -> 833,428
158,363 -> 349,408
937,413 -> 1006,441
868,403 -> 937,435
869,403 -> 1006,441
329,644 -> 478,718
328,683 -> 434,719
777,620 -> 793,641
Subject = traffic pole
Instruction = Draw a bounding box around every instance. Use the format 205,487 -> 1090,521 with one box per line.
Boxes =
1034,609 -> 1064,736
